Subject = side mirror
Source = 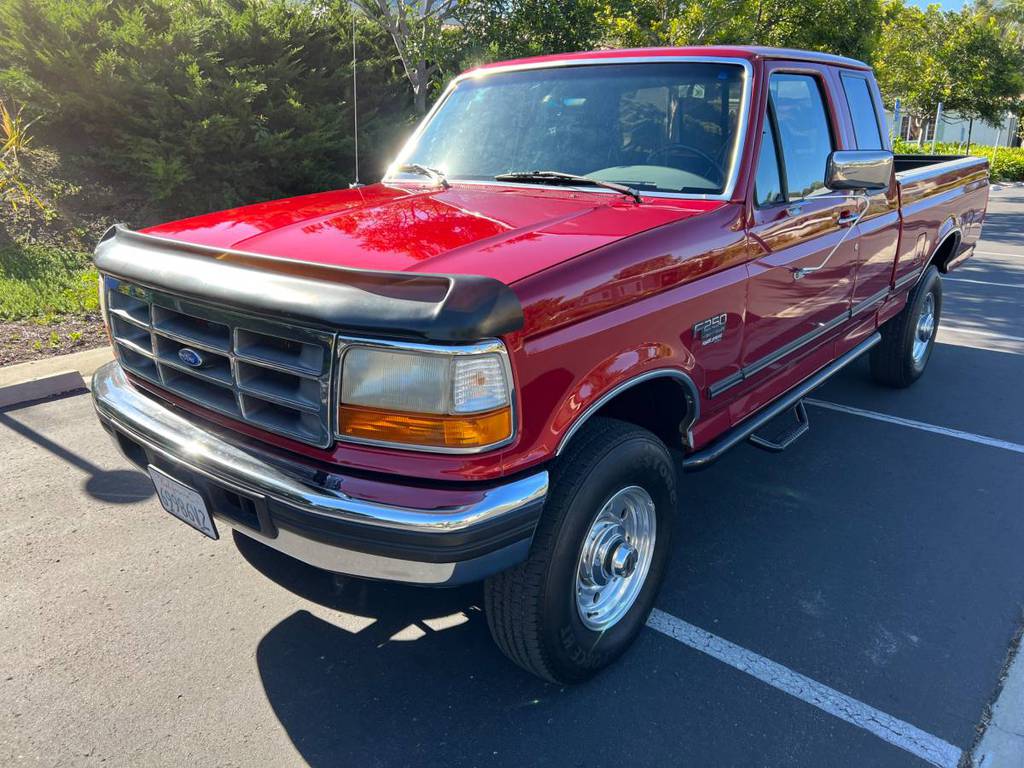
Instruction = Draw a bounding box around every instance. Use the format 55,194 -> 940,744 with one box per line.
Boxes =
825,150 -> 893,191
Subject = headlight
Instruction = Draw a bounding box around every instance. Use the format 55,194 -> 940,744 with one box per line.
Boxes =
336,339 -> 514,452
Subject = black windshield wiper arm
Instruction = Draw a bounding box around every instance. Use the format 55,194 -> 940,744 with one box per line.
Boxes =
494,170 -> 642,204
397,163 -> 450,189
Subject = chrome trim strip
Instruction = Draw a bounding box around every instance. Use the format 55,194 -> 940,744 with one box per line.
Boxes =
707,370 -> 744,398
555,368 -> 701,455
893,271 -> 918,290
387,56 -> 754,202
710,310 -> 851,397
93,361 -> 548,534
333,335 -> 518,455
851,287 -> 890,317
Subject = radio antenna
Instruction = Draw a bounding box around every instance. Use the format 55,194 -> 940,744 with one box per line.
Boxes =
349,13 -> 363,189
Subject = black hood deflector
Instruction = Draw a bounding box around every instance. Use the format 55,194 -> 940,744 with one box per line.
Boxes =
94,225 -> 523,342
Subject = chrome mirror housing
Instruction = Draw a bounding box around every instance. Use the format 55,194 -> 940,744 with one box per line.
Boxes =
825,150 -> 893,191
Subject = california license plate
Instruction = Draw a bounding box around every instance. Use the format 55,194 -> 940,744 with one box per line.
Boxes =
148,466 -> 218,540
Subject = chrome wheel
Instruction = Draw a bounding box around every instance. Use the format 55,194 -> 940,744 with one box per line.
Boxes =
575,486 -> 657,631
912,291 -> 936,366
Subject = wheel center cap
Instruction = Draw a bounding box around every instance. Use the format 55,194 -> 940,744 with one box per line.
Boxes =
608,541 -> 638,578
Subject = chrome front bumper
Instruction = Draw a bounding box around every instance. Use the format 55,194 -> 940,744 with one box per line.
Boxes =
92,361 -> 548,585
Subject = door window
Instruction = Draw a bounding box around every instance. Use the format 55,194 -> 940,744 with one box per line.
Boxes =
768,74 -> 834,199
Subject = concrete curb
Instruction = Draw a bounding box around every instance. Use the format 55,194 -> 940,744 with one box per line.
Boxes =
0,370 -> 87,408
0,346 -> 113,408
972,637 -> 1024,767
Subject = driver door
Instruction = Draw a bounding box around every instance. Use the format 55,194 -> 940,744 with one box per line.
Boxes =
739,68 -> 860,391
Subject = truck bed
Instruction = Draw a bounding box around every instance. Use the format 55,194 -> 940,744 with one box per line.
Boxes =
894,153 -> 971,174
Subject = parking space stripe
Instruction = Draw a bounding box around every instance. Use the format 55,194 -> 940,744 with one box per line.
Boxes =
646,609 -> 963,768
804,399 -> 1024,454
938,325 -> 1024,343
974,249 -> 1023,258
945,277 -> 1024,289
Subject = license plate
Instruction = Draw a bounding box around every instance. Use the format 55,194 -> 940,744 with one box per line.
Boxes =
148,466 -> 218,540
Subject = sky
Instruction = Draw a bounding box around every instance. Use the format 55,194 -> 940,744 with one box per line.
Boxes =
905,0 -> 968,9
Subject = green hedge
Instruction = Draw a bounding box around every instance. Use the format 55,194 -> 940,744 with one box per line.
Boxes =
893,138 -> 1024,181
0,242 -> 98,320
0,0 -> 413,221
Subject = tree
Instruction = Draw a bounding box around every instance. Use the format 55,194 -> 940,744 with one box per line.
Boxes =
874,1 -> 1024,132
355,0 -> 459,114
594,0 -> 882,61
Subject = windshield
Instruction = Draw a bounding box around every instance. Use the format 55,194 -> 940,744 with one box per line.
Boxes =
393,61 -> 748,196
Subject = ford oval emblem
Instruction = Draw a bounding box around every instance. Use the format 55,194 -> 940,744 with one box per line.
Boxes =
178,347 -> 205,368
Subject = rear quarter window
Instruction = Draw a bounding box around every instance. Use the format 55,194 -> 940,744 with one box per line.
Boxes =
841,74 -> 884,150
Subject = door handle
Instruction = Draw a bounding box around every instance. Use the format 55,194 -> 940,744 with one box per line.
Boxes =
837,211 -> 858,227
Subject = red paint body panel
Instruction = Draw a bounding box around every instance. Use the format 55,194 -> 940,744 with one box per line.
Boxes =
122,48 -> 988,483
145,184 -> 719,286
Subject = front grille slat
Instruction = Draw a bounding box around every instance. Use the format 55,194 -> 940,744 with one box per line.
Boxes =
105,277 -> 334,448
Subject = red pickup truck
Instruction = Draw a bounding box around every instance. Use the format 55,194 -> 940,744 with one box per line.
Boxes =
91,46 -> 989,683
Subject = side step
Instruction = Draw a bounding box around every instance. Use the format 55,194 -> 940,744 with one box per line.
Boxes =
748,400 -> 809,453
681,333 -> 880,472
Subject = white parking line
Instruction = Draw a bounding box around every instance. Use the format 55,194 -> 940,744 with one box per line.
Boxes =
646,609 -> 963,768
974,250 -> 1023,258
804,400 -> 1024,455
946,277 -> 1024,289
938,325 -> 1024,344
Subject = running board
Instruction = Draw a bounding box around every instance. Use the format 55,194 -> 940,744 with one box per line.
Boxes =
682,333 -> 880,471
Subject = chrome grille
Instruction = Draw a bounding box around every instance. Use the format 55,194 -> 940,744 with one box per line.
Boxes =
104,277 -> 335,447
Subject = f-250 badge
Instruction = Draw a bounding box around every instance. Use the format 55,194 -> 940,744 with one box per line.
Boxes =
693,314 -> 728,346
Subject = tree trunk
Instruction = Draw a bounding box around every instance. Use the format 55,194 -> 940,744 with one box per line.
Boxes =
414,59 -> 429,115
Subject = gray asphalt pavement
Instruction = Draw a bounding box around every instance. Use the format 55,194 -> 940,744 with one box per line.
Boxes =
3,187 -> 1024,768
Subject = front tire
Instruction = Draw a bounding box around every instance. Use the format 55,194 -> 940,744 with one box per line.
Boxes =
484,417 -> 676,684
870,265 -> 942,388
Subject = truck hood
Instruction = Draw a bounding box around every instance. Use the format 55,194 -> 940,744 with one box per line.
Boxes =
143,183 -> 724,285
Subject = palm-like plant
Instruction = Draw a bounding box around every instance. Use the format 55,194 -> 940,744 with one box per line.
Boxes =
0,98 -> 39,160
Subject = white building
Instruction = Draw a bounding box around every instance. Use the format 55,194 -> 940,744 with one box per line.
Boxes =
885,107 -> 1019,147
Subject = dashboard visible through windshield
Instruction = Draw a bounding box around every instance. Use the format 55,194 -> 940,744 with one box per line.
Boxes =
391,60 -> 748,197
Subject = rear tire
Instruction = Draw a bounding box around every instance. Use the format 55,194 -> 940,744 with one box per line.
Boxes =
484,417 -> 676,684
870,266 -> 942,388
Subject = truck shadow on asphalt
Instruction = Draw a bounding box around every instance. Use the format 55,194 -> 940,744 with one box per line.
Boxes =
0,403 -> 155,505
233,531 -> 675,767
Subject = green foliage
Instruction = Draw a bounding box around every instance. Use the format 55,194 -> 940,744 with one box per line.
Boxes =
591,0 -> 882,60
0,240 -> 98,319
0,156 -> 43,211
874,1 -> 1024,123
0,0 -> 414,220
894,138 -> 1024,181
0,97 -> 38,158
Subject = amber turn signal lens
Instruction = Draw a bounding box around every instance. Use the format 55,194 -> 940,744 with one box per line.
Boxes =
338,405 -> 512,449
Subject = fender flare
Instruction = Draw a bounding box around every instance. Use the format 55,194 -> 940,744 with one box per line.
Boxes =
554,368 -> 701,456
929,226 -> 963,272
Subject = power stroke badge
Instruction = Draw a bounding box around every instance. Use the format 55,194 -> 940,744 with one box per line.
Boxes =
693,313 -> 728,346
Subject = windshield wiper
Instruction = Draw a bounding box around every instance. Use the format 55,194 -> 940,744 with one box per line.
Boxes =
494,170 -> 642,204
397,163 -> 450,189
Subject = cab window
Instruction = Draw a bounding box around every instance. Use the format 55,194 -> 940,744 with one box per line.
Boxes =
841,73 -> 884,150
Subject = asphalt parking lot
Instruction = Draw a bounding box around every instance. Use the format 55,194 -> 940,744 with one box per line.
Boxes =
3,187 -> 1023,768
